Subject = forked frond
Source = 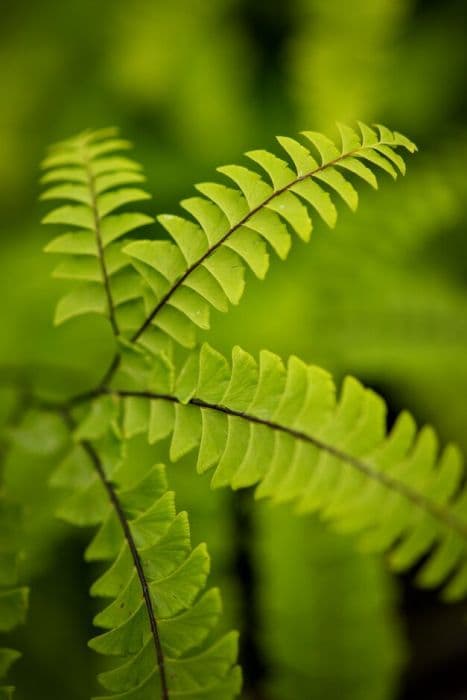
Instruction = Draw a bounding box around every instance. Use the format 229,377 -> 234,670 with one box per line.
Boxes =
121,122 -> 416,348
41,127 -> 153,333
51,414 -> 241,700
37,122 -> 449,699
0,499 -> 28,699
115,342 -> 467,601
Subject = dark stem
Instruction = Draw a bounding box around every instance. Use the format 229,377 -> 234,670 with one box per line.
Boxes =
62,410 -> 170,700
97,352 -> 122,390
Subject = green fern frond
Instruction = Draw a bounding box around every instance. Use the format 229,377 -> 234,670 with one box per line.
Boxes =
0,499 -> 29,699
41,127 -> 153,333
51,419 -> 241,700
116,342 -> 467,601
121,122 -> 415,348
38,122 -> 453,697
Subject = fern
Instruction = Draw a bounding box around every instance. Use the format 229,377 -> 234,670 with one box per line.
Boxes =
34,121 -> 430,697
42,123 -> 415,352
12,119 -> 465,696
110,342 -> 467,600
123,123 -> 415,350
41,127 -> 153,330
51,412 -> 241,700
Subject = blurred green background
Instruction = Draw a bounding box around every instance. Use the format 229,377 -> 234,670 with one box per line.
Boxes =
0,0 -> 466,698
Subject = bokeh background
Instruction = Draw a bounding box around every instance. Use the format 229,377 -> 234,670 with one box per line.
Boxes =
0,0 -> 466,698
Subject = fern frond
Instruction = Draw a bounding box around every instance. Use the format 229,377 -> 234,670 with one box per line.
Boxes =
41,127 -> 153,333
51,416 -> 241,700
122,123 -> 415,348
116,342 -> 467,601
0,499 -> 28,699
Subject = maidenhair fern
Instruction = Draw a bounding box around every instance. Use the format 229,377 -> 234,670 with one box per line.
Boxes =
4,121 -> 466,698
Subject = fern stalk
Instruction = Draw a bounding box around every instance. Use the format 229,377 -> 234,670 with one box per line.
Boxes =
63,410 -> 170,698
84,442 -> 169,699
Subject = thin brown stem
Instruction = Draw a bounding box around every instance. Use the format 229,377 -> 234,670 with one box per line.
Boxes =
62,410 -> 169,700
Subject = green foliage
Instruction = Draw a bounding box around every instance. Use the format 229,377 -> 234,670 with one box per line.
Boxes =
6,119 -> 465,700
52,434 -> 241,699
41,124 -> 415,348
0,2 -> 465,697
117,341 -> 466,599
41,128 -> 153,331
0,500 -> 28,698
123,122 -> 414,348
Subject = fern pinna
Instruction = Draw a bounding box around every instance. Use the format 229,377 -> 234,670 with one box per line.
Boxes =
3,120 -> 466,698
